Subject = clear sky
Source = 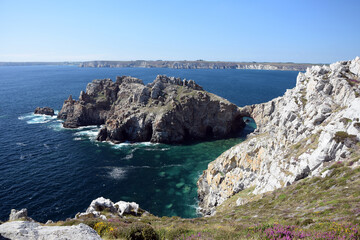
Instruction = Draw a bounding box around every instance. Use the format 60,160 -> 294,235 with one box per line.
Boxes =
0,0 -> 359,63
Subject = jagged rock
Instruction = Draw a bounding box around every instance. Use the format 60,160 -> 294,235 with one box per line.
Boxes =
9,209 -> 31,221
34,107 -> 54,116
76,197 -> 142,219
114,201 -> 139,216
197,57 -> 360,215
58,75 -> 245,143
86,197 -> 117,213
0,221 -> 101,240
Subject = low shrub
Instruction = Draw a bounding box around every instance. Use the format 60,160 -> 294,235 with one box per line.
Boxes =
126,222 -> 158,240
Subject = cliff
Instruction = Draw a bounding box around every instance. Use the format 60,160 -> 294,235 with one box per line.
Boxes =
58,75 -> 245,144
197,57 -> 360,215
79,60 -> 318,71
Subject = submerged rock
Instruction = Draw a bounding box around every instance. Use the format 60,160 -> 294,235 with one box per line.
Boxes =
58,75 -> 245,143
0,221 -> 101,240
198,57 -> 360,215
34,107 -> 54,116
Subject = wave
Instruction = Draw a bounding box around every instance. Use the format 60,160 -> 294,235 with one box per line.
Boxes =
72,126 -> 101,141
16,142 -> 27,146
18,112 -> 58,124
107,167 -> 127,180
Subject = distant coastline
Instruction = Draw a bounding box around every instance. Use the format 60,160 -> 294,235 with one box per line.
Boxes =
0,60 -> 323,71
79,60 -> 321,71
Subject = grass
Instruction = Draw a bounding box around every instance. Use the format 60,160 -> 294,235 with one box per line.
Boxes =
340,117 -> 352,125
45,161 -> 360,239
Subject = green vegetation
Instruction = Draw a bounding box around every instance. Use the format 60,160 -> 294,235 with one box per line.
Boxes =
340,117 -> 352,125
333,131 -> 357,144
50,162 -> 360,239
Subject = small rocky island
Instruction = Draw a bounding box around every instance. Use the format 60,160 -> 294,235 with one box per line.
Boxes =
34,107 -> 54,116
57,75 -> 245,144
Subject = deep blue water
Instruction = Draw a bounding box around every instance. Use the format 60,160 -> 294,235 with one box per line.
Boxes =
0,66 -> 298,222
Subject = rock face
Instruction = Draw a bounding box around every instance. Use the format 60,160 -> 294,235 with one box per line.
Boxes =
34,107 -> 54,116
58,75 -> 245,143
0,221 -> 101,240
75,197 -> 142,220
197,57 -> 360,215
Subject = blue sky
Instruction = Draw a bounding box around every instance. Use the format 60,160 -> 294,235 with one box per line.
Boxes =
0,0 -> 359,63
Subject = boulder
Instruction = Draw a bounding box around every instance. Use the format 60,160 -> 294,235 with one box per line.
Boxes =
0,221 -> 101,240
34,107 -> 54,116
9,209 -> 31,222
76,197 -> 142,219
114,201 -> 139,216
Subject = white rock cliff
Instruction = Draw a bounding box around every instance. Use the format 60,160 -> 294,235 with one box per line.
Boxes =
197,57 -> 360,215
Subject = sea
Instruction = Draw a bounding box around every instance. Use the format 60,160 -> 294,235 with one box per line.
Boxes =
0,65 -> 299,222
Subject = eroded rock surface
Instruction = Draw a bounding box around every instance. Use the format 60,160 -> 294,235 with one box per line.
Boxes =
198,57 -> 360,215
58,75 -> 245,143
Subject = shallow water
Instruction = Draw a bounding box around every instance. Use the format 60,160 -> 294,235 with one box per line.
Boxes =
0,66 -> 298,222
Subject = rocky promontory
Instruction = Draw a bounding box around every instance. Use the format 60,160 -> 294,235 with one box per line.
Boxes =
58,75 -> 245,143
198,57 -> 360,215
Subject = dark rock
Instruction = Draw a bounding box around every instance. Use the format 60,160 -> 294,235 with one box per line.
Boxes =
34,107 -> 54,116
295,166 -> 310,181
58,75 -> 245,143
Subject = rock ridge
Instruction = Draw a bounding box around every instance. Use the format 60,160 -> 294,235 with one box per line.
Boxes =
197,57 -> 360,215
58,75 -> 245,144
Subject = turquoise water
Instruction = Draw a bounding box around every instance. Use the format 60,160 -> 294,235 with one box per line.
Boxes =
0,66 -> 298,222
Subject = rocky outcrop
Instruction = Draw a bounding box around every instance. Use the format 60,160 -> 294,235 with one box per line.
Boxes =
8,209 -> 32,222
198,57 -> 360,215
58,75 -> 245,143
34,107 -> 54,116
0,221 -> 101,240
75,197 -> 143,220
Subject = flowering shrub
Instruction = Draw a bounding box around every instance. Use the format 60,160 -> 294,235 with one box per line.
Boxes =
93,221 -> 114,236
247,223 -> 359,239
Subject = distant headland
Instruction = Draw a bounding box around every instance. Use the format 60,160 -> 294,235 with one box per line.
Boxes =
0,60 -> 323,71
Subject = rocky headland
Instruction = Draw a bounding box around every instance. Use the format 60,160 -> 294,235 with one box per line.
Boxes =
197,57 -> 360,215
58,75 -> 245,144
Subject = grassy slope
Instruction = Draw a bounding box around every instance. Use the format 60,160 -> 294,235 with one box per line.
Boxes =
50,160 -> 360,239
